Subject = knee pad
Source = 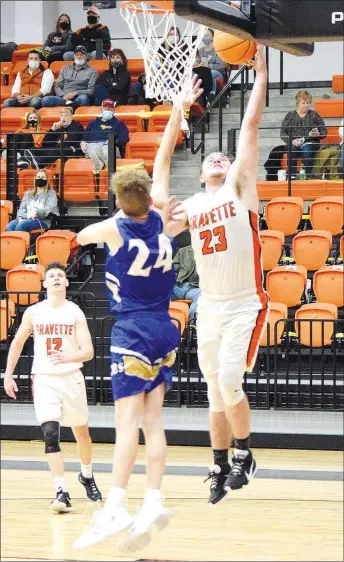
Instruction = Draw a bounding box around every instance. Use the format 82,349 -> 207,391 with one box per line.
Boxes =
218,360 -> 246,406
206,374 -> 226,412
41,421 -> 61,454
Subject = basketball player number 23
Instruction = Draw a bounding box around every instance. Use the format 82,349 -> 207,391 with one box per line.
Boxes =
46,338 -> 63,355
200,226 -> 227,255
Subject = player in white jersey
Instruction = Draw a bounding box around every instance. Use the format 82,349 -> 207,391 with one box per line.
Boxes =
4,261 -> 102,512
168,45 -> 268,504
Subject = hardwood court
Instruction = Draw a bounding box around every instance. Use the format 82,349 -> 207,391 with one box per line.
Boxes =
1,442 -> 343,561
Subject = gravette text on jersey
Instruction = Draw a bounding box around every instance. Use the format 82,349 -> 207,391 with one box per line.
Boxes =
189,200 -> 236,231
34,324 -> 74,336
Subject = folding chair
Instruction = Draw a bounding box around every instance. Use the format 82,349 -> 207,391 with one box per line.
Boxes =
295,303 -> 338,347
313,266 -> 344,308
0,232 -> 30,270
266,265 -> 307,307
0,200 -> 13,231
0,299 -> 15,341
265,197 -> 304,235
260,302 -> 288,346
36,230 -> 78,267
260,230 -> 284,271
6,263 -> 45,306
309,197 -> 343,236
293,230 -> 332,270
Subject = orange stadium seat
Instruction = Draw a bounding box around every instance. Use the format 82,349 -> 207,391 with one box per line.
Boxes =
169,300 -> 189,325
127,59 -> 145,83
11,45 -> 43,65
39,107 -> 62,130
116,113 -> 145,133
0,107 -> 34,133
49,61 -> 71,78
116,105 -> 151,114
168,307 -> 186,336
98,159 -> 146,199
320,125 -> 342,145
125,132 -> 162,174
61,159 -> 95,202
265,197 -> 303,235
257,181 -> 289,200
18,168 -> 54,199
0,299 -> 15,341
0,231 -> 30,270
293,230 -> 332,270
266,265 -> 307,307
6,263 -> 45,306
36,230 -> 78,267
0,164 -> 7,199
309,197 -> 343,236
148,113 -> 184,145
281,153 -> 301,173
259,230 -> 285,271
313,266 -> 344,308
332,75 -> 344,93
0,62 -> 13,85
260,302 -> 287,346
73,106 -> 101,128
295,303 -> 337,347
340,236 -> 344,262
88,60 -> 109,74
313,99 -> 343,118
0,200 -> 13,231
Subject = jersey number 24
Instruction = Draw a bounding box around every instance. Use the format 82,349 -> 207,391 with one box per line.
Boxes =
127,234 -> 173,277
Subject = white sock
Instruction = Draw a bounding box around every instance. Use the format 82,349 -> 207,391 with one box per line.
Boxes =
234,448 -> 249,458
144,488 -> 163,505
104,487 -> 127,512
81,463 -> 93,479
53,476 -> 66,493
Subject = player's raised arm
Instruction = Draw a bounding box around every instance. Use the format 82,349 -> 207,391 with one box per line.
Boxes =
77,217 -> 123,255
50,309 -> 94,366
4,308 -> 33,399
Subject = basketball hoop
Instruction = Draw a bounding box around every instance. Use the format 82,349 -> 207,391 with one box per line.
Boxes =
120,0 -> 207,111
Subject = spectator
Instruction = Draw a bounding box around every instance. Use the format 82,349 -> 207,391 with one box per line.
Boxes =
339,119 -> 344,175
5,169 -> 59,233
172,244 -> 201,320
22,107 -> 84,169
2,109 -> 45,168
192,51 -> 213,107
41,46 -> 98,108
94,48 -> 131,106
63,5 -> 111,61
81,99 -> 129,173
127,72 -> 156,109
41,13 -> 73,64
198,29 -> 226,97
3,50 -> 54,109
280,90 -> 327,179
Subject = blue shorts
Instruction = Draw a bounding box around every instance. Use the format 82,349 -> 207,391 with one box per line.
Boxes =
110,312 -> 180,401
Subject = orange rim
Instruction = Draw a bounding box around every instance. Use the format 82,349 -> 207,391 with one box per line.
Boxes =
121,0 -> 174,14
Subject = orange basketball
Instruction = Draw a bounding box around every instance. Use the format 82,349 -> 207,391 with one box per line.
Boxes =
213,31 -> 256,65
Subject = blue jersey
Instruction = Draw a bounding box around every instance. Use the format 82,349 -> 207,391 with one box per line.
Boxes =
105,210 -> 175,316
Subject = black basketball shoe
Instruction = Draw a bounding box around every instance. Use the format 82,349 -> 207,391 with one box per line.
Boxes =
50,490 -> 72,513
78,472 -> 102,502
224,450 -> 257,491
204,464 -> 230,505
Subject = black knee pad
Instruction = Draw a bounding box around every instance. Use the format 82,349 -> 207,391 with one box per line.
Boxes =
41,421 -> 61,454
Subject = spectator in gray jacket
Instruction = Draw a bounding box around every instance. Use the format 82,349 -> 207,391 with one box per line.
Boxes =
41,45 -> 98,108
6,169 -> 59,232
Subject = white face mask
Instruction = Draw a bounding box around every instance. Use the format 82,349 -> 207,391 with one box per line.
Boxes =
102,110 -> 113,121
74,58 -> 85,66
168,35 -> 177,45
28,60 -> 40,70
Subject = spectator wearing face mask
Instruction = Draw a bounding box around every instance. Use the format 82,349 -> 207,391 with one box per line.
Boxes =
41,13 -> 73,64
94,49 -> 131,106
5,169 -> 59,233
63,5 -> 111,61
81,99 -> 129,173
198,29 -> 226,96
3,50 -> 54,109
41,46 -> 98,108
192,51 -> 213,108
2,110 -> 45,169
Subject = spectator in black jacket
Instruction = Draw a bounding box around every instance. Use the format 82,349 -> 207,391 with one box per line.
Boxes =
63,5 -> 111,61
41,14 -> 73,64
22,107 -> 84,169
94,49 -> 130,106
2,109 -> 45,168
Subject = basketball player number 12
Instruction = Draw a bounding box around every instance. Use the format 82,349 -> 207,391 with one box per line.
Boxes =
46,338 -> 62,355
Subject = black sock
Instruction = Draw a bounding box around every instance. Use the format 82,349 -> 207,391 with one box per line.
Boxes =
213,449 -> 229,468
234,436 -> 250,451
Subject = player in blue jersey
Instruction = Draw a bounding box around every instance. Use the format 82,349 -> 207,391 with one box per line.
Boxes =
73,76 -> 203,553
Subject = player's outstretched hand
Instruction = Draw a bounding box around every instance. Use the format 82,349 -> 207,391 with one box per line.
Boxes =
173,75 -> 204,109
247,44 -> 267,74
168,196 -> 185,221
4,376 -> 18,400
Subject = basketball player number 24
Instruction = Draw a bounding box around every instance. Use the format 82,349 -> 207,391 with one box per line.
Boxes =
127,234 -> 173,277
200,226 -> 227,255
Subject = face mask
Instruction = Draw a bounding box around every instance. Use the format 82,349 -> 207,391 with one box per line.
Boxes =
36,178 -> 47,188
28,120 -> 37,127
28,60 -> 40,70
168,36 -> 177,45
59,21 -> 69,30
203,36 -> 212,45
111,60 -> 123,68
74,58 -> 85,66
102,110 -> 113,121
87,15 -> 98,24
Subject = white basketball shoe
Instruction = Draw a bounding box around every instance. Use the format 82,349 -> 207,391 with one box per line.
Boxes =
73,505 -> 133,550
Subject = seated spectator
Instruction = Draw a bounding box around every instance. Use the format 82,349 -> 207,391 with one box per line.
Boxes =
41,13 -> 73,64
339,119 -> 344,176
2,109 -> 45,168
172,244 -> 200,320
280,90 -> 327,179
63,5 -> 111,61
41,46 -> 98,108
95,48 -> 130,106
198,29 -> 226,98
127,72 -> 156,109
5,169 -> 59,233
192,51 -> 213,108
3,50 -> 54,110
22,107 -> 84,169
81,99 -> 129,173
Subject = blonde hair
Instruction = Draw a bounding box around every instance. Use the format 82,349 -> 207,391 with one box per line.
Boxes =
60,106 -> 73,117
32,168 -> 51,195
296,90 -> 312,106
21,109 -> 42,132
111,169 -> 152,217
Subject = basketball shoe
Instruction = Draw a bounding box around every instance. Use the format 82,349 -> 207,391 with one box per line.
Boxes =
50,490 -> 72,513
78,472 -> 102,502
224,450 -> 257,491
117,498 -> 170,553
204,463 -> 230,505
73,505 -> 133,550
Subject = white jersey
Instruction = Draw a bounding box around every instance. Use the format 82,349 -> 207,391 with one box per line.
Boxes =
186,184 -> 266,303
31,300 -> 84,375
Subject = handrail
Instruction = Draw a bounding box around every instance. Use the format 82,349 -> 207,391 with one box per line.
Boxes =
66,249 -> 95,292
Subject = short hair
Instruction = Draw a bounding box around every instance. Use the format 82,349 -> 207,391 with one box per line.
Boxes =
109,48 -> 128,69
111,169 -> 152,217
296,90 -> 312,105
28,49 -> 41,60
60,106 -> 73,116
45,262 -> 66,277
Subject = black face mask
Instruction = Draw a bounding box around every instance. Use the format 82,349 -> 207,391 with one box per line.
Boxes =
111,60 -> 123,68
28,120 -> 37,127
35,178 -> 47,188
87,15 -> 98,24
59,21 -> 69,30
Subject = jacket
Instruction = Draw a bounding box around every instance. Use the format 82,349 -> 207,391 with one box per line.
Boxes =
55,63 -> 98,98
67,24 -> 111,55
173,246 -> 199,287
17,189 -> 59,227
43,30 -> 72,53
42,121 -> 84,155
96,67 -> 131,105
280,110 -> 327,145
83,116 -> 129,147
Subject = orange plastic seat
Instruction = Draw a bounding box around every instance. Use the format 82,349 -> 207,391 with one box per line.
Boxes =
260,230 -> 285,271
313,99 -> 343,118
148,113 -> 184,145
266,265 -> 307,307
320,125 -> 341,145
340,236 -> 344,262
88,60 -> 109,74
39,107 -> 62,130
168,308 -> 186,336
127,58 -> 145,83
62,159 -> 95,202
0,200 -> 13,231
49,61 -> 72,78
116,105 -> 151,114
260,302 -> 287,346
0,164 -> 7,199
169,300 -> 189,324
6,263 -> 45,306
309,197 -> 343,236
0,232 -> 30,270
293,230 -> 332,270
295,303 -> 338,347
0,299 -> 15,341
0,62 -> 13,85
0,107 -> 33,133
36,230 -> 78,267
313,266 -> 344,308
98,159 -> 146,200
190,102 -> 205,118
18,168 -> 54,199
125,132 -> 162,174
281,153 -> 301,173
73,106 -> 101,128
332,75 -> 344,93
116,113 -> 145,133
265,197 -> 304,235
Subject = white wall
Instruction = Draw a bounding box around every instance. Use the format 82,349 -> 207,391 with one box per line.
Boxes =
1,0 -> 15,44
14,0 -> 45,44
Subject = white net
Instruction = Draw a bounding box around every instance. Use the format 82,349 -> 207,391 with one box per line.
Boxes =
120,1 -> 207,107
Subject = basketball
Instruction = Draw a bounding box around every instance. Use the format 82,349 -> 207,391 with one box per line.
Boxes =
213,31 -> 257,65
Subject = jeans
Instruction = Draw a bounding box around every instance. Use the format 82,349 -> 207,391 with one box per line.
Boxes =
63,50 -> 106,61
41,94 -> 90,108
6,218 -> 48,232
210,70 -> 224,94
171,283 -> 201,319
3,96 -> 42,109
290,142 -> 320,178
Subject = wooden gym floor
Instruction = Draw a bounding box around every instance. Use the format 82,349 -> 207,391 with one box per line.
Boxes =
1,441 -> 343,561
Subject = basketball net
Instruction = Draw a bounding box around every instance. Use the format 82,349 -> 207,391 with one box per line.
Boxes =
121,1 -> 207,132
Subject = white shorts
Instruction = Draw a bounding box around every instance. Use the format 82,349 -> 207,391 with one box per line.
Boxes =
196,293 -> 268,381
33,370 -> 89,427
